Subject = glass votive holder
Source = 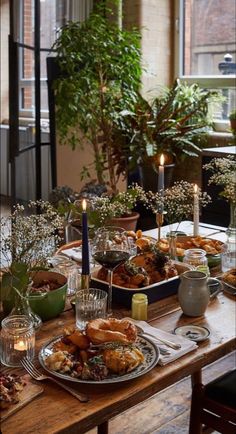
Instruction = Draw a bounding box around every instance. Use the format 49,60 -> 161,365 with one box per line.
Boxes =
1,315 -> 35,367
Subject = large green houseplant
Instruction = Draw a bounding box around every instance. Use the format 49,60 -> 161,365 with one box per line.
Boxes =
53,4 -> 142,195
122,80 -> 220,169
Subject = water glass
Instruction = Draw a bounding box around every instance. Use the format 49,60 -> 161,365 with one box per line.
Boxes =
221,243 -> 236,273
52,259 -> 80,296
75,288 -> 107,330
1,315 -> 35,367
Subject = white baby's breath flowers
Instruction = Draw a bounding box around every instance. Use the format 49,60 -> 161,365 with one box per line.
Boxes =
203,156 -> 236,204
0,200 -> 63,270
134,181 -> 211,225
90,187 -> 141,226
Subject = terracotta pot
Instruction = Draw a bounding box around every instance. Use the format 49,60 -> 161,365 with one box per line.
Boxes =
230,119 -> 236,132
110,211 -> 140,232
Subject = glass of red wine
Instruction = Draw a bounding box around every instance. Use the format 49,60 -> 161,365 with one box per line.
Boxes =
92,226 -> 130,316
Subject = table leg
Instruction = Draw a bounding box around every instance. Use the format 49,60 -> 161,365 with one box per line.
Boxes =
97,421 -> 108,434
191,370 -> 202,388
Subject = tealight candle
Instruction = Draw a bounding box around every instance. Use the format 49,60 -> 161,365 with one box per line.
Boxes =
193,184 -> 199,236
14,340 -> 27,351
81,199 -> 90,285
158,154 -> 165,213
1,315 -> 35,367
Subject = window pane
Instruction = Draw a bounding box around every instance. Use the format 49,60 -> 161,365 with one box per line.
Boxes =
183,0 -> 236,76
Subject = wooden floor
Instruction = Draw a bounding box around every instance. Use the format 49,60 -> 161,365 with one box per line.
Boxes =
88,352 -> 235,434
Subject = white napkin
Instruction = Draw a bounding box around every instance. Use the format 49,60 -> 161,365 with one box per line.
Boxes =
61,247 -> 82,262
132,320 -> 197,366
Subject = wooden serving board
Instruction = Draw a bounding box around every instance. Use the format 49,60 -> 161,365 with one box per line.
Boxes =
1,375 -> 44,422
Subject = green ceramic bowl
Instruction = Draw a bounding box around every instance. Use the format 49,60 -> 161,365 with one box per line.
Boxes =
29,271 -> 67,321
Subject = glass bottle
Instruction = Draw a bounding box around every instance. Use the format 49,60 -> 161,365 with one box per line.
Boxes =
1,315 -> 35,367
131,293 -> 148,321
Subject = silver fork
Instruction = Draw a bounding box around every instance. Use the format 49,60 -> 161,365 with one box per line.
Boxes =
21,357 -> 89,402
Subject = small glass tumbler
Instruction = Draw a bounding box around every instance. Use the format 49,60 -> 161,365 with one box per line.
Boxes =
183,248 -> 209,275
75,288 -> 107,330
53,260 -> 80,296
1,315 -> 35,367
221,243 -> 236,273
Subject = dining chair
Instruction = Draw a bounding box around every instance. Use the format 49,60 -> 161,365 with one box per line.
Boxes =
189,369 -> 236,434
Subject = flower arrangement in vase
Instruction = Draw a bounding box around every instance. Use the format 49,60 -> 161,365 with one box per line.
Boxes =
203,155 -> 236,242
0,201 -> 63,326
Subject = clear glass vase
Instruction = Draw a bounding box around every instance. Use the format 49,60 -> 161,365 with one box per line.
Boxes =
167,231 -> 177,260
226,201 -> 236,247
10,289 -> 42,330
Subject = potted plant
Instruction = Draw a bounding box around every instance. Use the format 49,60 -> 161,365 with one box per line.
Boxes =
0,201 -> 66,324
229,109 -> 236,132
52,3 -> 142,195
122,80 -> 220,190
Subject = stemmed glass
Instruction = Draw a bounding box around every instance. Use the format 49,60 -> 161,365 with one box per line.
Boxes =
92,226 -> 130,316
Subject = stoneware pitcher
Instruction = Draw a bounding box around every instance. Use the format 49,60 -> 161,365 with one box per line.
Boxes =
178,270 -> 222,317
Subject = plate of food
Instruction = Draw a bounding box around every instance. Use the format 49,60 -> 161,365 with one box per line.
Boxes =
38,318 -> 159,384
221,269 -> 236,295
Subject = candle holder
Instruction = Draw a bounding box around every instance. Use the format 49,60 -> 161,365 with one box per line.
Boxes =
81,274 -> 90,290
156,212 -> 164,242
1,315 -> 35,367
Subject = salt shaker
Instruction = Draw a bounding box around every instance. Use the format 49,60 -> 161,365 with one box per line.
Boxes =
131,293 -> 148,321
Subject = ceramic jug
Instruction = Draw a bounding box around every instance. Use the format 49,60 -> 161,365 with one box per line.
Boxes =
178,270 -> 222,317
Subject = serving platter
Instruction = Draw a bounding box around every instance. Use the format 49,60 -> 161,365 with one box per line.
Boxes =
91,262 -> 192,307
39,335 -> 159,385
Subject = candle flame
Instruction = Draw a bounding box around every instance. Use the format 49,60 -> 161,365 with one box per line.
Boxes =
160,154 -> 164,166
82,199 -> 87,211
194,184 -> 198,193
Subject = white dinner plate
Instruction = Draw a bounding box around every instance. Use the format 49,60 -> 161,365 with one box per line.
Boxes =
174,325 -> 210,342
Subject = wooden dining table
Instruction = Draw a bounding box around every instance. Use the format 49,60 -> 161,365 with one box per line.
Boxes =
1,222 -> 236,434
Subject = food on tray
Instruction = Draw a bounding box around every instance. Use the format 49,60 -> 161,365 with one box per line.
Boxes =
157,236 -> 223,257
222,268 -> 236,288
44,318 -> 144,380
0,374 -> 26,410
86,318 -> 137,344
97,246 -> 178,288
126,230 -> 153,250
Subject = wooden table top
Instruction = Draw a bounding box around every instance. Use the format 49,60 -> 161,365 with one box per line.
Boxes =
2,291 -> 235,434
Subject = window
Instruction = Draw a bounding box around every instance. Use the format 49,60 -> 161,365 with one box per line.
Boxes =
176,0 -> 236,122
17,0 -> 93,117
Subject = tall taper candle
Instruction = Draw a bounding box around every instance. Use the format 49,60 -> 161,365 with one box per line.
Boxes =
82,199 -> 90,276
158,154 -> 165,213
193,184 -> 199,236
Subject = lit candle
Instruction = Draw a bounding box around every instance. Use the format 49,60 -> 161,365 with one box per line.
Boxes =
158,154 -> 165,213
193,184 -> 199,236
82,199 -> 90,276
14,340 -> 27,351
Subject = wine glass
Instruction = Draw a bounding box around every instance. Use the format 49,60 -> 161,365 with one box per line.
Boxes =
92,226 -> 130,316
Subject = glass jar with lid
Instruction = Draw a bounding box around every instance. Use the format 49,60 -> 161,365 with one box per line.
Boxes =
183,248 -> 209,275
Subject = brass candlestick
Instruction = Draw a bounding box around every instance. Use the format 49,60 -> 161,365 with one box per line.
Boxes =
156,212 -> 164,242
81,274 -> 90,290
